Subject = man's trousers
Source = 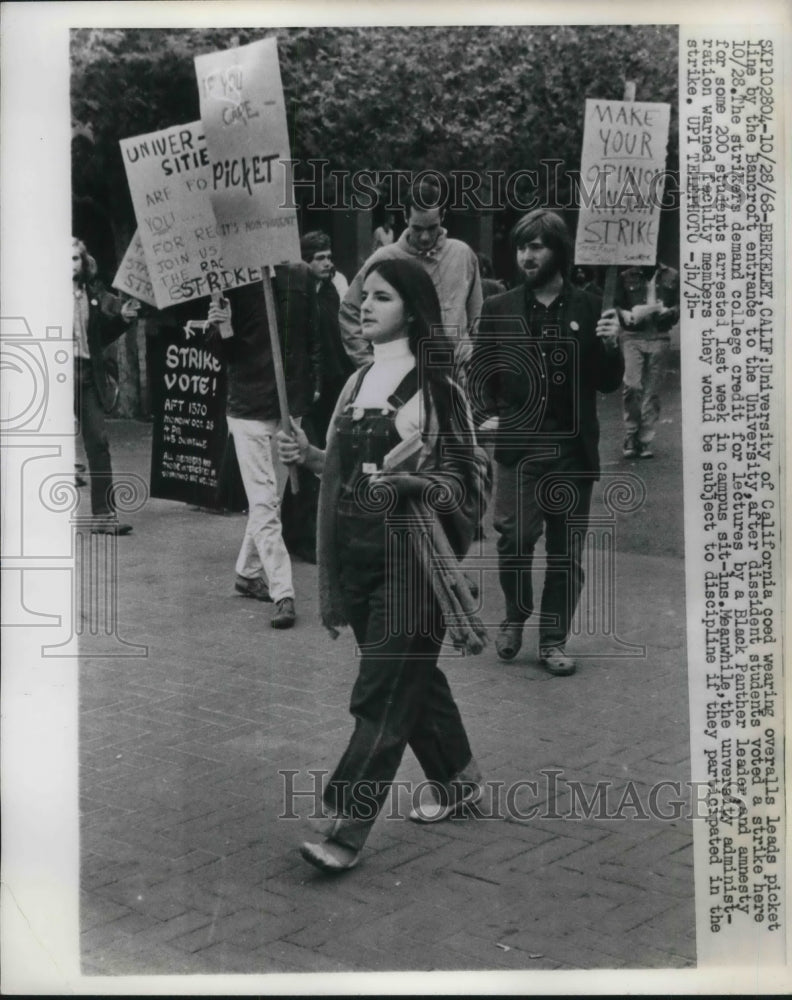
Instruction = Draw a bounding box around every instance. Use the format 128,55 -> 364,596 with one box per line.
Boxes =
493,460 -> 593,648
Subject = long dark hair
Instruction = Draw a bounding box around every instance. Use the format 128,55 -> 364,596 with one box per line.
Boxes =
363,257 -> 459,435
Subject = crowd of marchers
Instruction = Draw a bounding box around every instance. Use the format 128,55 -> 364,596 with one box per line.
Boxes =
74,173 -> 679,872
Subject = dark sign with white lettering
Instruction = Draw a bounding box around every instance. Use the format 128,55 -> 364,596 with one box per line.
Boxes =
149,327 -> 229,506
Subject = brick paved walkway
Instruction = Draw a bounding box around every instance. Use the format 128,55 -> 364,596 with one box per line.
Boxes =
79,378 -> 695,975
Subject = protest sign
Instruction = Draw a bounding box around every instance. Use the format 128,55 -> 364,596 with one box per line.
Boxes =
194,37 -> 301,271
575,99 -> 671,266
119,121 -> 263,308
149,327 -> 229,507
112,229 -> 157,306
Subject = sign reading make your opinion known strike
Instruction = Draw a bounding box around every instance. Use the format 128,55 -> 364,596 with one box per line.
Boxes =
119,120 -> 264,308
149,329 -> 229,507
575,99 -> 671,266
194,37 -> 301,271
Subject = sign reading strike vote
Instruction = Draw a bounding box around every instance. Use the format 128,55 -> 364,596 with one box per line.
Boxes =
575,99 -> 671,266
120,121 -> 264,308
149,328 -> 229,507
194,37 -> 301,270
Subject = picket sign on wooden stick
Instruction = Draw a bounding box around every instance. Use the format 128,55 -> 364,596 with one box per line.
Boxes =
601,79 -> 637,311
262,265 -> 299,494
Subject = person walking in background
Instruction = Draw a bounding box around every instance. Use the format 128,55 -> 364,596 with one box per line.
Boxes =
570,265 -> 599,295
206,265 -> 320,628
371,211 -> 396,253
72,237 -> 139,535
280,231 -> 356,564
339,175 -> 482,368
277,258 -> 490,872
471,209 -> 623,677
299,231 -> 355,443
616,261 -> 680,459
477,252 -> 507,299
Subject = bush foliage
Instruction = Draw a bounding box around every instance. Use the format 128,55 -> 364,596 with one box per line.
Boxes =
71,25 -> 678,248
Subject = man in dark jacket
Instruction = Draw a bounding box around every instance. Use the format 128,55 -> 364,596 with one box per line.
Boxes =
299,230 -> 354,444
208,264 -> 320,629
72,237 -> 139,534
470,210 -> 623,676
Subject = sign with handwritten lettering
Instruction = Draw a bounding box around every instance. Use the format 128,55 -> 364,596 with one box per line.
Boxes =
195,37 -> 300,271
112,230 -> 157,306
149,327 -> 229,506
119,121 -> 263,308
575,99 -> 671,266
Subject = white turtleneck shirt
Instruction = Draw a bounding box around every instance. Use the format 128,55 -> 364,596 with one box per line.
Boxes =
352,336 -> 422,440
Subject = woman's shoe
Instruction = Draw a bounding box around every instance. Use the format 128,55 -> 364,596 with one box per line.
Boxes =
300,839 -> 361,872
409,783 -> 483,823
90,516 -> 133,536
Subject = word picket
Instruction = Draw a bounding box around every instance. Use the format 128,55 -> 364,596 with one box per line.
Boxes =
195,37 -> 300,271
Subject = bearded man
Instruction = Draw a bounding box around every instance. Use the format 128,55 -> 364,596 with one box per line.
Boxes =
471,210 -> 624,676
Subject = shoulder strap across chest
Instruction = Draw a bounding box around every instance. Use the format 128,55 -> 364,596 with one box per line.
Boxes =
347,364 -> 419,411
387,367 -> 419,410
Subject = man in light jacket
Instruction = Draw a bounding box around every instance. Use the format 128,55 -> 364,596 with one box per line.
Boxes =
339,175 -> 482,368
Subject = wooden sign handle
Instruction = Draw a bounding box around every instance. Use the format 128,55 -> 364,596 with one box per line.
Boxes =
262,266 -> 299,494
602,79 -> 638,313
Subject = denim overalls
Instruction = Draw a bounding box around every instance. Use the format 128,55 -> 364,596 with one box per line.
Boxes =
334,366 -> 418,575
319,365 -> 481,851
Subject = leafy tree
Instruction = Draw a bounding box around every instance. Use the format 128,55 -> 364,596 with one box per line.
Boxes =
71,25 -> 678,258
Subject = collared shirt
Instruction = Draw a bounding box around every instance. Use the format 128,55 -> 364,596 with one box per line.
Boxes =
524,284 -> 566,338
523,283 -> 567,430
73,286 -> 90,359
521,282 -> 585,471
646,270 -> 658,305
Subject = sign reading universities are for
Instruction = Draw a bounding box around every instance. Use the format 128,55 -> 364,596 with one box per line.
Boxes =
575,99 -> 671,266
194,37 -> 301,271
119,121 -> 263,308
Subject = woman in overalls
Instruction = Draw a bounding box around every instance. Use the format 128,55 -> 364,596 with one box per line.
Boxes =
277,257 -> 490,871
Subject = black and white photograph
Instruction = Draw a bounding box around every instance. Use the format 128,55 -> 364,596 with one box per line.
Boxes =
1,1 -> 788,994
